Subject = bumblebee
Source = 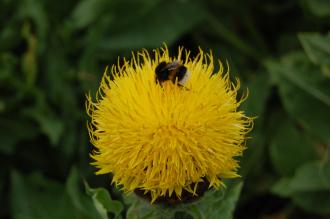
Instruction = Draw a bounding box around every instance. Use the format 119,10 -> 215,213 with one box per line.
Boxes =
155,61 -> 190,87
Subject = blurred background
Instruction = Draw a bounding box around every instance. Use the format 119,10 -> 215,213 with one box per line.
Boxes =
1,0 -> 330,218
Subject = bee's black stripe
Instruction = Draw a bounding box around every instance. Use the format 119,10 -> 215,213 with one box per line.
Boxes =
173,65 -> 187,82
155,61 -> 169,83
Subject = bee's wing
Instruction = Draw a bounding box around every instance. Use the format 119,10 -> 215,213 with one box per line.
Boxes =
166,61 -> 180,70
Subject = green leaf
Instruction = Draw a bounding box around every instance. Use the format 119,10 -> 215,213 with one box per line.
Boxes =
303,0 -> 330,17
123,182 -> 242,219
292,191 -> 330,214
21,22 -> 37,86
266,52 -> 330,143
44,47 -> 79,113
299,33 -> 330,67
206,14 -> 261,60
291,163 -> 330,191
125,196 -> 161,219
97,1 -> 206,50
0,117 -> 38,154
271,178 -> 292,197
70,0 -> 108,30
0,53 -> 17,81
125,195 -> 157,219
240,72 -> 271,177
11,170 -> 105,219
267,52 -> 330,107
10,171 -> 84,219
85,181 -> 124,219
23,104 -> 64,146
197,182 -> 243,219
241,72 -> 271,120
66,168 -> 104,219
18,0 -> 48,48
272,154 -> 330,214
269,118 -> 318,176
272,162 -> 330,196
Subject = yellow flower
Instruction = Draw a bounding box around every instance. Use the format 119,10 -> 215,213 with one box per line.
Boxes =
86,45 -> 252,203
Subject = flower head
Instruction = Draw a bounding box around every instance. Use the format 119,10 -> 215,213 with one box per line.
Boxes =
87,45 -> 252,203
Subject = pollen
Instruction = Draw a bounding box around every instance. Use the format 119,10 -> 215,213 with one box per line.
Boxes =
86,45 -> 253,203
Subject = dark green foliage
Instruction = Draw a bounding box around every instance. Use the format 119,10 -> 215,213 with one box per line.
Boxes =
1,0 -> 329,218
124,182 -> 243,219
